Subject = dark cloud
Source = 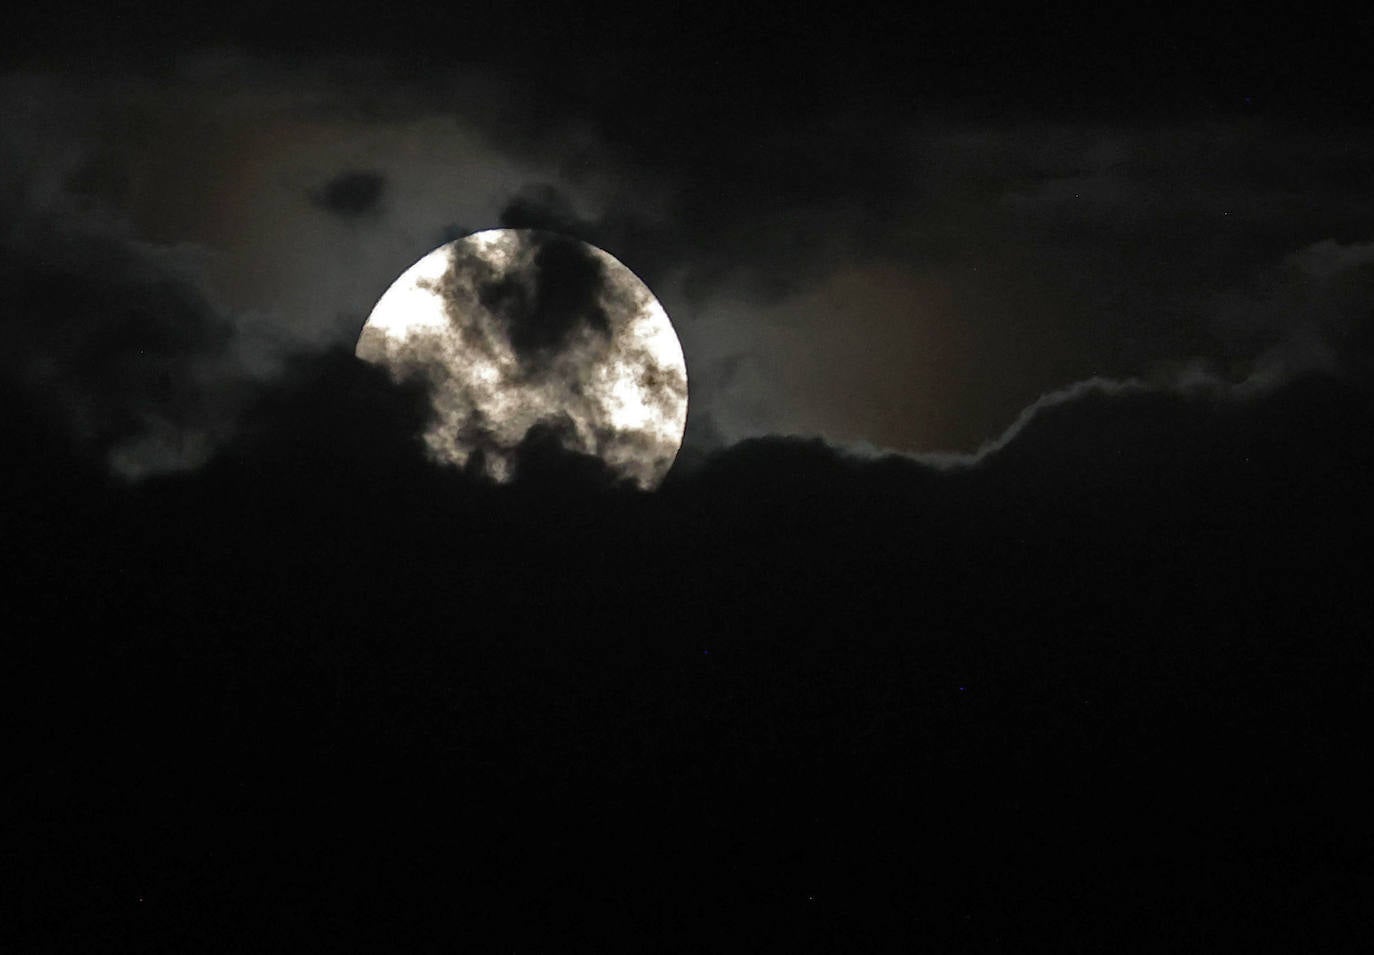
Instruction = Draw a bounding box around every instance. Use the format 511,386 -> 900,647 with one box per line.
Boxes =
9,294 -> 1374,950
498,183 -> 595,238
0,212 -> 244,477
449,109 -> 1374,459
11,52 -> 1374,469
472,231 -> 612,365
211,345 -> 431,484
312,169 -> 385,217
508,413 -> 635,491
423,230 -> 620,374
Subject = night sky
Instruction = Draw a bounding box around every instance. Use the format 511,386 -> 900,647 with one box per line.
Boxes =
7,4 -> 1374,951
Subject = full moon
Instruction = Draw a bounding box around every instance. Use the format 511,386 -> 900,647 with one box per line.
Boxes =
356,230 -> 688,489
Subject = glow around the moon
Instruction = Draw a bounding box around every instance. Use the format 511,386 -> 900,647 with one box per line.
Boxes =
357,229 -> 688,489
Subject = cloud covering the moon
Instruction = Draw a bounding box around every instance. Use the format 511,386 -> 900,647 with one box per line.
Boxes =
357,230 -> 688,489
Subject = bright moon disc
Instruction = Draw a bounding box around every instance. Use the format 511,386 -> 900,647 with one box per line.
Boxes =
357,230 -> 688,489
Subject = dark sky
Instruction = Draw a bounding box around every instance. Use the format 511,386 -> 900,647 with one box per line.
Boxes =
6,4 -> 1374,951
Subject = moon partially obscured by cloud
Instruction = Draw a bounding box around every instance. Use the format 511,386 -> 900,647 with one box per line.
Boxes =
357,229 -> 688,488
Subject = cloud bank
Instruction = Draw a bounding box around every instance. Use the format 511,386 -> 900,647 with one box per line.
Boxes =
3,53 -> 1372,484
